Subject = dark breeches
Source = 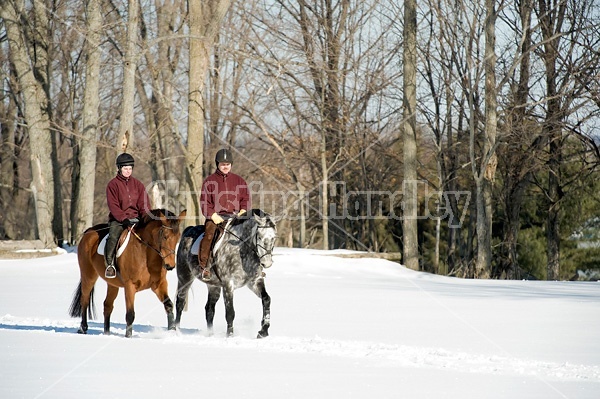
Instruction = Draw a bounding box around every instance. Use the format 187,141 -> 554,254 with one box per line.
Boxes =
105,221 -> 124,267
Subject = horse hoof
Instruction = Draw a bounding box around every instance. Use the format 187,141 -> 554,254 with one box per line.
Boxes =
77,328 -> 87,334
257,331 -> 269,339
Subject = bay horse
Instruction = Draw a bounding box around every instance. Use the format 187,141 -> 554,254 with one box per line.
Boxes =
69,209 -> 186,338
175,209 -> 277,338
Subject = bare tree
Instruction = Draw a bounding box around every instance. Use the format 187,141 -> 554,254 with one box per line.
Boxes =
535,0 -> 600,279
72,0 -> 102,244
422,0 -> 472,275
538,0 -> 565,280
184,0 -> 233,225
1,0 -> 55,246
135,1 -> 186,210
240,0 -> 403,250
402,0 -> 419,270
473,0 -> 499,278
118,0 -> 139,152
0,44 -> 25,240
495,0 -> 539,278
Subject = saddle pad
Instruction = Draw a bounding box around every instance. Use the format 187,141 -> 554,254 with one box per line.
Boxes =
190,218 -> 233,256
97,229 -> 132,258
190,233 -> 204,255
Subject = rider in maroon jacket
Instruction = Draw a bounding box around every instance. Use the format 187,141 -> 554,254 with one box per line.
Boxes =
198,148 -> 250,280
104,153 -> 151,278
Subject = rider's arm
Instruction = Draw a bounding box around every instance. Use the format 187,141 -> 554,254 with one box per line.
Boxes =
106,180 -> 127,222
238,178 -> 250,212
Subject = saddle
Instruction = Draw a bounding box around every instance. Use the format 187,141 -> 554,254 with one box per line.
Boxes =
191,218 -> 233,257
97,227 -> 133,258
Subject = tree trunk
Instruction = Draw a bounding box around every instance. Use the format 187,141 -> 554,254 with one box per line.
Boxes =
474,0 -> 498,279
299,185 -> 306,248
402,0 -> 419,270
0,53 -> 19,239
1,0 -> 55,246
321,133 -> 329,250
72,0 -> 102,243
29,0 -> 63,243
119,0 -> 139,151
539,0 -> 566,280
547,168 -> 561,280
185,0 -> 233,225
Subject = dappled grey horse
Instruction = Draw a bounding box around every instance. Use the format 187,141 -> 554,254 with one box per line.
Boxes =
175,209 -> 277,338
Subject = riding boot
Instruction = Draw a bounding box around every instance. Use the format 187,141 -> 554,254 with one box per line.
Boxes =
198,221 -> 217,281
105,221 -> 124,278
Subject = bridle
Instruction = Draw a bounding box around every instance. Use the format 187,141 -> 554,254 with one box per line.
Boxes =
129,224 -> 177,261
253,225 -> 275,260
217,221 -> 275,260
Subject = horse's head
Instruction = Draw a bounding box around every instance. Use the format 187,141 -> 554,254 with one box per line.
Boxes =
252,211 -> 277,268
146,209 -> 187,270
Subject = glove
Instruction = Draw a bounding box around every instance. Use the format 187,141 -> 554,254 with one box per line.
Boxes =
211,213 -> 224,224
237,209 -> 246,217
122,217 -> 139,227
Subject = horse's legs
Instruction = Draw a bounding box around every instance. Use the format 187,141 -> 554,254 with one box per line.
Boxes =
77,285 -> 89,334
79,276 -> 98,334
123,283 -> 136,338
103,285 -> 119,335
250,280 -> 271,338
205,285 -> 221,335
175,269 -> 195,328
222,284 -> 235,337
72,253 -> 100,334
152,279 -> 175,331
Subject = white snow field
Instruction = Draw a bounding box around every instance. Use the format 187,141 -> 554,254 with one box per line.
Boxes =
1,247 -> 599,398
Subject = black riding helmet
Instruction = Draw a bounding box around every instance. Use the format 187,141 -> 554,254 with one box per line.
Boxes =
215,148 -> 233,166
116,153 -> 135,169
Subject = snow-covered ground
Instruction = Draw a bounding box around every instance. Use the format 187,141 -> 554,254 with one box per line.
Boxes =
1,247 -> 599,398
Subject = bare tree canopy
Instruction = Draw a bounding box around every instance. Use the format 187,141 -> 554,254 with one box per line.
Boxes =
1,0 -> 599,280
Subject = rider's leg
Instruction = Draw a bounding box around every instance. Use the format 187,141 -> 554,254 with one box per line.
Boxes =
105,221 -> 124,278
198,220 -> 217,280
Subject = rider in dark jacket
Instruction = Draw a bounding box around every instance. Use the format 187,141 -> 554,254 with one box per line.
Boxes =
104,153 -> 151,278
198,148 -> 250,280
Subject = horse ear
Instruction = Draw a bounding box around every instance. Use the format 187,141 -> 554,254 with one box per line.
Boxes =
269,213 -> 282,224
156,210 -> 167,225
178,209 -> 187,222
252,211 -> 262,223
253,212 -> 270,227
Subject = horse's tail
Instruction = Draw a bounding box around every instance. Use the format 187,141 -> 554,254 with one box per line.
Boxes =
68,280 -> 96,320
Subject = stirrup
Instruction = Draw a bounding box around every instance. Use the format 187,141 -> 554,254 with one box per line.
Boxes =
201,268 -> 211,281
105,265 -> 117,279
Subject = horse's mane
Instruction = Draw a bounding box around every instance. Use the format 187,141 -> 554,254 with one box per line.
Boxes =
139,209 -> 181,231
229,208 -> 275,229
